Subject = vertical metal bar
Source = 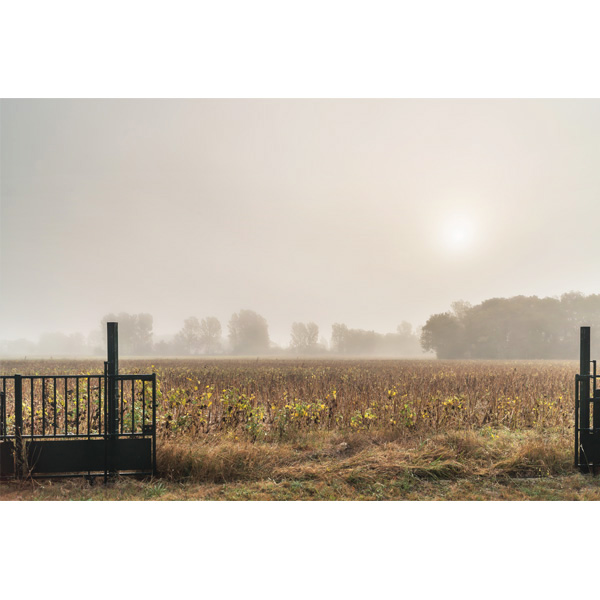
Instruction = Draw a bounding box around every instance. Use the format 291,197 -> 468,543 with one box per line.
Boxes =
87,378 -> 91,439
42,378 -> 46,436
99,376 -> 103,434
104,363 -> 108,435
76,378 -> 80,436
580,327 -> 591,470
575,376 -> 580,468
53,377 -> 57,436
104,362 -> 108,483
131,380 -> 135,434
152,373 -> 157,476
594,358 -> 600,432
120,379 -> 124,434
102,370 -> 107,435
64,377 -> 68,436
30,378 -> 34,437
0,391 -> 5,438
2,379 -> 6,438
14,375 -> 23,479
142,381 -> 146,430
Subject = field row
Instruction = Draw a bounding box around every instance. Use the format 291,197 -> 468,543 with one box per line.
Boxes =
0,359 -> 578,439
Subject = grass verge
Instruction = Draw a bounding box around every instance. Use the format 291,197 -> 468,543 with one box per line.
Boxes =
1,427 -> 598,500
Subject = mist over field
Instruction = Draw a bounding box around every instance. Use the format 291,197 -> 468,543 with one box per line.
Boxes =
2,99 -> 600,357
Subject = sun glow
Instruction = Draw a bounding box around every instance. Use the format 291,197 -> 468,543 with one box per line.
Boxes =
441,216 -> 476,252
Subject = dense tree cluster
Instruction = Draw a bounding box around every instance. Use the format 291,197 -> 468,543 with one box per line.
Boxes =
421,292 -> 600,359
156,310 -> 271,356
331,321 -> 421,356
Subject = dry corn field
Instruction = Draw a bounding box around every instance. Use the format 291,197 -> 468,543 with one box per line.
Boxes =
3,358 -> 593,500
0,358 -> 577,439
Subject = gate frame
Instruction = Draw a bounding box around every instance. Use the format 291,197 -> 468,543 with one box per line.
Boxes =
0,322 -> 157,480
575,326 -> 600,473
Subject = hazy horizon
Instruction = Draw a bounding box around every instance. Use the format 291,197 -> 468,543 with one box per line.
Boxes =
2,99 -> 600,347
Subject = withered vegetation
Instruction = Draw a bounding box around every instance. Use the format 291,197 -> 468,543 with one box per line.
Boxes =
1,358 -> 593,500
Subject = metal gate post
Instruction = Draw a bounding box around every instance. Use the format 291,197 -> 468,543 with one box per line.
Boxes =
152,373 -> 157,477
580,327 -> 591,428
14,375 -> 23,479
579,327 -> 591,470
107,323 -> 119,477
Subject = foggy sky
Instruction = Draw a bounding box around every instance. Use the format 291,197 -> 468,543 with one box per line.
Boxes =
2,99 -> 600,346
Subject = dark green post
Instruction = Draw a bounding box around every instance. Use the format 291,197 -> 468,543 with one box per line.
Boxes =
14,375 -> 23,479
107,322 -> 119,436
579,327 -> 591,471
107,323 -> 119,476
580,327 -> 591,431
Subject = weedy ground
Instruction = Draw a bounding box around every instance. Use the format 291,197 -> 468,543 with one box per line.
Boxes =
0,358 -> 597,500
1,428 -> 598,500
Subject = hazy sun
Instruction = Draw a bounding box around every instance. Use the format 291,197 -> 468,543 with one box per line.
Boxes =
442,217 -> 475,252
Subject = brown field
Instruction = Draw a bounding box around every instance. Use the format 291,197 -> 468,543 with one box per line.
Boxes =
2,357 -> 598,500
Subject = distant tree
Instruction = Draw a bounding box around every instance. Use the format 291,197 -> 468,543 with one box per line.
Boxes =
101,312 -> 154,355
290,322 -> 319,353
174,317 -> 203,355
420,312 -> 465,358
306,322 -> 319,347
199,317 -> 222,354
228,310 -> 270,354
331,323 -> 349,354
397,321 -> 413,337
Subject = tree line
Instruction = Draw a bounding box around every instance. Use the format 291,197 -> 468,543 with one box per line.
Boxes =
0,310 -> 422,357
421,292 -> 600,359
5,292 -> 598,358
156,311 -> 422,357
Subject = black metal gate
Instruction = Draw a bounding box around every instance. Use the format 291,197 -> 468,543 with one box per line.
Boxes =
575,326 -> 600,473
0,322 -> 156,479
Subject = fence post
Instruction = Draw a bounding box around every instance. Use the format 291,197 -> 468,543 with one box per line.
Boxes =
580,327 -> 591,430
107,322 -> 119,477
580,327 -> 591,470
107,322 -> 119,436
14,375 -> 23,479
